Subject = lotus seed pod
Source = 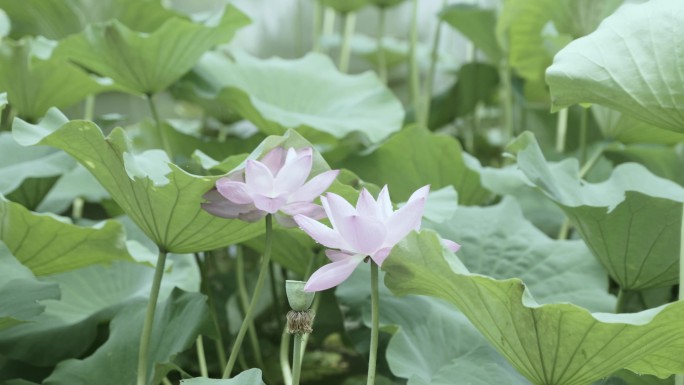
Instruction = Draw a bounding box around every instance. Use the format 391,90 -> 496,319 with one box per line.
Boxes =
286,280 -> 314,311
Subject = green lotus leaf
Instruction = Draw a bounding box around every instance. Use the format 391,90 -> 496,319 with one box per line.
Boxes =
426,198 -> 614,311
0,196 -> 133,276
498,0 -> 621,81
368,0 -> 406,8
546,0 -> 684,132
44,288 -> 210,385
507,132 -> 684,290
180,369 -> 266,384
591,106 -> 684,145
53,6 -> 250,94
0,0 -> 185,40
0,242 -> 60,331
383,230 -> 684,385
12,109 -> 260,253
320,0 -> 369,14
604,143 -> 684,188
189,50 -> 404,144
0,38 -> 113,121
440,4 -> 501,63
342,126 -> 490,204
0,257 -> 198,365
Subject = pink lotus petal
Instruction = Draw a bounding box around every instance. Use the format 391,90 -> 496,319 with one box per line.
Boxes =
252,193 -> 288,214
384,186 -> 430,247
260,147 -> 286,175
325,249 -> 357,262
294,214 -> 348,250
304,254 -> 365,292
442,239 -> 461,253
370,247 -> 392,265
336,215 -> 387,255
284,147 -> 298,164
323,193 -> 356,230
201,189 -> 256,219
245,160 -> 275,196
356,188 -> 380,218
274,151 -> 312,194
216,179 -> 252,204
281,202 -> 326,219
290,170 -> 339,203
376,185 -> 393,220
239,209 -> 268,222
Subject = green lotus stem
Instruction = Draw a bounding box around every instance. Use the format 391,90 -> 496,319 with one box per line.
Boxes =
71,197 -> 84,220
162,378 -> 172,385
196,335 -> 208,377
312,0 -> 323,53
499,59 -> 514,142
555,108 -> 569,153
420,0 -> 447,128
223,215 -> 274,378
83,94 -> 95,121
235,247 -> 265,370
578,107 -> 589,165
291,333 -> 304,385
136,249 -> 168,385
0,104 -> 14,131
195,253 -> 228,369
557,219 -> 570,240
146,94 -> 173,160
408,0 -> 421,122
367,262 -> 380,385
376,7 -> 388,84
677,206 -> 684,385
322,7 -> 336,53
338,12 -> 356,73
615,289 -> 628,313
579,145 -> 604,178
280,327 -> 293,385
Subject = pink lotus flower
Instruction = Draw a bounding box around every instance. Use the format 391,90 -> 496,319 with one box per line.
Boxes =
202,146 -> 339,226
294,185 -> 460,292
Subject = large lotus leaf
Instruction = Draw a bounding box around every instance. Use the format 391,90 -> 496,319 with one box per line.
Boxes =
604,143 -> 684,188
426,198 -> 614,311
440,4 -> 502,63
189,51 -> 404,144
342,126 -> 490,204
0,132 -> 75,203
36,164 -> 110,214
508,132 -> 684,290
497,0 -> 621,81
0,0 -> 184,40
336,265 -> 529,385
319,0 -> 369,13
0,38 -> 113,121
0,196 -> 133,276
12,109 -> 261,253
43,288 -> 210,385
479,165 -> 566,236
180,369 -> 266,384
0,242 -> 59,331
546,0 -> 684,132
53,6 -> 250,94
0,257 -> 199,365
591,105 -> 684,145
384,230 -> 684,385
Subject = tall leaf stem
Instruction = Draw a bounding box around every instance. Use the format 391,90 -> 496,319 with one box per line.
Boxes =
196,336 -> 208,377
84,94 -> 95,121
312,0 -> 323,52
338,12 -> 356,73
280,328 -> 293,385
236,247 -> 265,370
408,0 -> 421,121
292,334 -> 304,385
677,205 -> 684,385
376,7 -> 388,83
555,108 -> 569,153
420,0 -> 447,127
367,262 -> 380,385
136,249 -> 168,385
322,7 -> 336,54
146,94 -> 173,160
223,215 -> 274,378
578,107 -> 588,165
